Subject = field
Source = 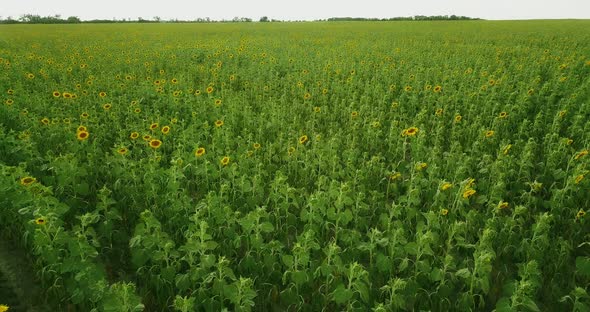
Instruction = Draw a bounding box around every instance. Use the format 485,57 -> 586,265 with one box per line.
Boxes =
1,20 -> 590,311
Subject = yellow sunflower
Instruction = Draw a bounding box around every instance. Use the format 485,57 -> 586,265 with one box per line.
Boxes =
220,156 -> 230,166
299,135 -> 308,144
130,132 -> 139,139
215,120 -> 224,127
35,218 -> 46,225
161,126 -> 170,135
149,139 -> 162,149
117,147 -> 128,155
195,147 -> 206,157
20,176 -> 36,186
463,189 -> 476,199
77,130 -> 89,141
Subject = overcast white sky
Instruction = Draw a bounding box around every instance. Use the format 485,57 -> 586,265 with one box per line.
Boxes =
2,0 -> 590,21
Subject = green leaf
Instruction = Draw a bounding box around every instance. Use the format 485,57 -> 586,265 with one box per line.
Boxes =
259,222 -> 274,233
576,257 -> 590,278
282,254 -> 294,268
455,268 -> 471,279
331,284 -> 354,304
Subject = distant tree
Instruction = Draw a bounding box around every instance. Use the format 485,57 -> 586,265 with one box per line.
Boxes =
153,16 -> 161,22
66,16 -> 81,23
259,16 -> 269,22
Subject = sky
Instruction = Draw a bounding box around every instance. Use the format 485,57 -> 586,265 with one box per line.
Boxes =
2,0 -> 590,21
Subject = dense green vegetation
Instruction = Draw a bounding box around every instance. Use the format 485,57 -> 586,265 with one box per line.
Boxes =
1,20 -> 589,311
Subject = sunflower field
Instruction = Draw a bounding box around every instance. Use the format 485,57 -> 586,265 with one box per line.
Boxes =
1,20 -> 590,311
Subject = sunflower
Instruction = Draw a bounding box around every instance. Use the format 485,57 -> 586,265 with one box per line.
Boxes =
77,130 -> 89,141
117,147 -> 128,155
389,172 -> 402,181
20,176 -> 36,186
7,89 -> 13,95
441,182 -> 453,191
99,91 -> 107,97
52,91 -> 61,97
195,90 -> 201,95
435,108 -> 443,116
402,127 -> 419,137
220,156 -> 230,166
288,147 -> 296,155
80,112 -> 89,119
497,201 -> 509,210
575,175 -> 585,184
5,99 -> 13,105
214,99 -> 222,106
527,89 -> 534,96
313,106 -> 321,113
0,304 -> 8,312
485,130 -> 495,138
77,126 -> 87,133
206,86 -> 214,94
35,218 -> 46,225
103,103 -> 112,110
566,139 -> 573,145
154,80 -> 161,85
559,110 -> 567,118
404,86 -> 412,92
503,144 -> 512,155
299,135 -> 308,144
433,85 -> 442,93
440,209 -> 449,216
349,110 -> 359,118
149,123 -> 159,130
149,139 -> 162,149
577,209 -> 586,220
322,88 -> 328,94
134,108 -> 141,113
195,147 -> 206,157
253,143 -> 261,150
63,92 -> 72,99
161,126 -> 170,135
130,100 -> 138,106
27,73 -> 35,79
463,189 -> 476,199
130,132 -> 139,139
229,74 -> 235,81
171,78 -> 178,84
41,118 -> 50,125
415,162 -> 428,171
454,115 -> 462,123
142,134 -> 151,141
215,120 -> 224,128
498,112 -> 508,118
575,150 -> 588,160
303,92 -> 311,100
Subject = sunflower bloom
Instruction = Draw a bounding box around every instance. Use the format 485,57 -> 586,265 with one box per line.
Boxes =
416,162 -> 428,171
253,143 -> 261,150
35,217 -> 46,225
454,115 -> 462,123
149,123 -> 159,131
497,201 -> 509,210
441,182 -> 453,191
499,112 -> 508,118
220,156 -> 230,166
433,85 -> 442,93
440,209 -> 449,216
351,111 -> 359,118
149,139 -> 162,149
389,172 -> 402,181
575,175 -> 585,184
402,127 -> 419,137
52,91 -> 61,97
577,209 -> 586,220
435,108 -> 443,116
130,132 -> 139,139
20,177 -> 36,186
215,120 -> 224,127
0,304 -> 8,312
299,135 -> 308,145
161,126 -> 170,135
575,150 -> 588,160
195,147 -> 206,157
463,189 -> 476,199
485,130 -> 494,138
503,144 -> 512,155
77,130 -> 89,141
117,148 -> 128,155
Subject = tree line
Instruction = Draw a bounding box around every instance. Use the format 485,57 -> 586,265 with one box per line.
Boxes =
0,14 -> 480,24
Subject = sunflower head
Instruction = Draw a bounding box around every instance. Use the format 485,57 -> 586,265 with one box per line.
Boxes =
462,189 -> 476,199
20,176 -> 36,186
35,218 -> 46,225
220,156 -> 230,166
497,201 -> 509,210
253,143 -> 261,150
215,120 -> 224,127
440,209 -> 449,216
149,139 -> 162,149
77,130 -> 89,141
441,182 -> 453,191
117,147 -> 128,155
454,115 -> 462,123
206,86 -> 214,94
485,130 -> 495,138
351,111 -> 359,118
499,112 -> 508,118
435,108 -> 443,116
433,85 -> 442,93
53,91 -> 61,97
214,99 -> 222,106
103,103 -> 112,110
149,123 -> 159,130
195,147 -> 206,157
130,132 -> 139,139
298,135 -> 308,145
99,91 -> 107,97
161,126 -> 170,135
